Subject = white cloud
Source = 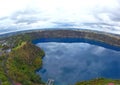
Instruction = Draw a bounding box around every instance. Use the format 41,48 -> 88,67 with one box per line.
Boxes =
0,0 -> 120,34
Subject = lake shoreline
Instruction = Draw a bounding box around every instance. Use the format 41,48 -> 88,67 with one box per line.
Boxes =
0,29 -> 120,85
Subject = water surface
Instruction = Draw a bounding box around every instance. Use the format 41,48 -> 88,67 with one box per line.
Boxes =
34,38 -> 120,85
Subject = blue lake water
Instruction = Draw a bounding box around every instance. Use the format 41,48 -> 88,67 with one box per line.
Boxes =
33,38 -> 120,85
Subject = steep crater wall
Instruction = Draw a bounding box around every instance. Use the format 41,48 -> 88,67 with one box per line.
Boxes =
28,30 -> 120,47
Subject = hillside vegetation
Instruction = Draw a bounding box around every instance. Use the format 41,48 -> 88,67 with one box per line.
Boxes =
0,55 -> 11,85
0,33 -> 45,85
3,42 -> 44,85
0,30 -> 120,85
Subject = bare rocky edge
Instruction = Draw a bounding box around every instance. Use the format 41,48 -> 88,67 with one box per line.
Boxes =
0,29 -> 120,85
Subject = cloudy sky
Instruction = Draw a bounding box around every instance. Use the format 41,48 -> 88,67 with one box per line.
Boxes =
0,0 -> 120,35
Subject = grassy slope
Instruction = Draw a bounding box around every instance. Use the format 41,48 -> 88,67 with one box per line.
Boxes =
75,78 -> 120,85
6,42 -> 45,85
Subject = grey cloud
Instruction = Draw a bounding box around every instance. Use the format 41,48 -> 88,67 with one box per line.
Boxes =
0,10 -> 40,25
83,23 -> 115,27
53,22 -> 75,27
15,18 -> 39,24
11,16 -> 38,25
10,9 -> 39,19
111,17 -> 120,22
0,27 -> 17,33
109,11 -> 120,22
82,23 -> 115,30
0,17 -> 8,20
9,9 -> 48,25
92,4 -> 120,23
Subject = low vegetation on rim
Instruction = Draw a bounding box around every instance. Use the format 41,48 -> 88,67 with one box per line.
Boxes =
0,30 -> 120,85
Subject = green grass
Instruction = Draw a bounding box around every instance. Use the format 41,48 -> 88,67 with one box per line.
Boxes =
13,41 -> 27,50
0,45 -> 2,48
75,78 -> 120,85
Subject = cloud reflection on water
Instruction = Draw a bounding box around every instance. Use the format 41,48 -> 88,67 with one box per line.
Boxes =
36,42 -> 120,85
